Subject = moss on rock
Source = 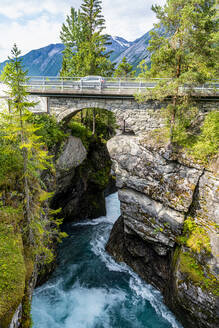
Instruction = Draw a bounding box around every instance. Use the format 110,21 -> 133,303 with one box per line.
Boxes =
178,217 -> 211,254
178,250 -> 219,296
0,210 -> 26,328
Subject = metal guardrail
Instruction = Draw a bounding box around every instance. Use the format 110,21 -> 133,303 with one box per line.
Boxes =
22,77 -> 219,94
0,77 -> 218,96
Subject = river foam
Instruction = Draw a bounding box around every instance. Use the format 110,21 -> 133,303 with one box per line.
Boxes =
32,193 -> 182,328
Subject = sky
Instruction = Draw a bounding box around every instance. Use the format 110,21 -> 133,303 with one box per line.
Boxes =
0,0 -> 166,62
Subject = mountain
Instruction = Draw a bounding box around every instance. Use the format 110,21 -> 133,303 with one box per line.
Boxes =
107,36 -> 133,61
0,32 -> 152,76
107,36 -> 133,62
114,31 -> 152,69
0,43 -> 64,76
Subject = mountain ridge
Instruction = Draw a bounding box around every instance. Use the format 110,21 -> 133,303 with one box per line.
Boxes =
0,31 -> 152,76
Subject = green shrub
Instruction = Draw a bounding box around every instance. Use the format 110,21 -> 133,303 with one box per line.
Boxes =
0,142 -> 23,189
190,111 -> 219,163
153,110 -> 219,165
68,121 -> 93,149
28,114 -> 66,149
71,108 -> 116,141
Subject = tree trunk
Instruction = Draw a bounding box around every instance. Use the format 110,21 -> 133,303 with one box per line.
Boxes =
85,109 -> 88,128
176,55 -> 181,78
80,110 -> 84,124
18,105 -> 33,244
107,112 -> 110,138
92,108 -> 96,135
170,95 -> 177,143
123,119 -> 126,134
170,53 -> 181,143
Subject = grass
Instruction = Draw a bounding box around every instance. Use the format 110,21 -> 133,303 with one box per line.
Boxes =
176,216 -> 218,297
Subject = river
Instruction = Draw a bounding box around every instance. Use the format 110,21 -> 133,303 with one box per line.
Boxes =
31,193 -> 182,328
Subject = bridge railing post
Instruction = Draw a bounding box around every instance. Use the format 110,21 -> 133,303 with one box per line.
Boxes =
119,79 -> 121,92
61,78 -> 64,92
43,77 -> 45,92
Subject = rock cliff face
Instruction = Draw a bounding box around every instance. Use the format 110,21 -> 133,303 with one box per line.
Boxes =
51,135 -> 113,221
106,135 -> 219,328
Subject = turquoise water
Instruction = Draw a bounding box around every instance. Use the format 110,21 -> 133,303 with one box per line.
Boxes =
32,193 -> 182,328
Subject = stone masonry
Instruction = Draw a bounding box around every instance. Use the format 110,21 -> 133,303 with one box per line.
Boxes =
47,96 -> 218,135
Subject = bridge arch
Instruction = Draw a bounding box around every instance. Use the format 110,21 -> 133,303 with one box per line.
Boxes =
48,96 -> 168,135
56,102 -> 113,123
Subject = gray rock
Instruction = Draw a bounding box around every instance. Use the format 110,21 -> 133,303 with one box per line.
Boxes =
106,133 -> 219,328
107,135 -> 202,212
9,304 -> 22,328
56,136 -> 87,172
118,188 -> 184,254
194,171 -> 219,276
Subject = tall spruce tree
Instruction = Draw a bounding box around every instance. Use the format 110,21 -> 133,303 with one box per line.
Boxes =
1,45 -> 64,260
0,45 -> 66,327
60,0 -> 114,77
81,0 -> 105,37
60,8 -> 87,76
137,0 -> 218,143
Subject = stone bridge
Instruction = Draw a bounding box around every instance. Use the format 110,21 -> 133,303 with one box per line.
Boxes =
0,80 -> 218,135
47,94 -> 167,134
38,93 -> 219,135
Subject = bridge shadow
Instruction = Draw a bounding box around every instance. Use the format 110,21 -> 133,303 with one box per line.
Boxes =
51,106 -> 118,222
61,105 -> 136,137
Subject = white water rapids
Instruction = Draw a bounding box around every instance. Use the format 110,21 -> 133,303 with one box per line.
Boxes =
32,193 -> 182,328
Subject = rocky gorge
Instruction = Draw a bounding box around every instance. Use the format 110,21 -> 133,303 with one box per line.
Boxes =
106,133 -> 219,328
2,106 -> 218,328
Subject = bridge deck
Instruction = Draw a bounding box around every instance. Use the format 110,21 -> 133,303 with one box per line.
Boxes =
1,77 -> 219,99
28,88 -> 219,101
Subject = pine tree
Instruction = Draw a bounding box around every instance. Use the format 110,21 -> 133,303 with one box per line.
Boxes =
81,0 -> 105,37
0,45 -> 67,327
114,57 -> 136,78
2,45 -> 35,241
0,45 -> 64,260
60,8 -> 87,76
137,0 -> 218,143
60,0 -> 114,77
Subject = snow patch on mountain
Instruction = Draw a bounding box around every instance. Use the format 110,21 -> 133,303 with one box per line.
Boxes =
114,30 -> 152,68
48,48 -> 61,58
112,36 -> 132,48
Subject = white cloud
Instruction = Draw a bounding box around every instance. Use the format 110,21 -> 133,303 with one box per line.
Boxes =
0,0 -> 167,61
103,0 -> 166,41
0,14 -> 62,61
0,0 -> 76,19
